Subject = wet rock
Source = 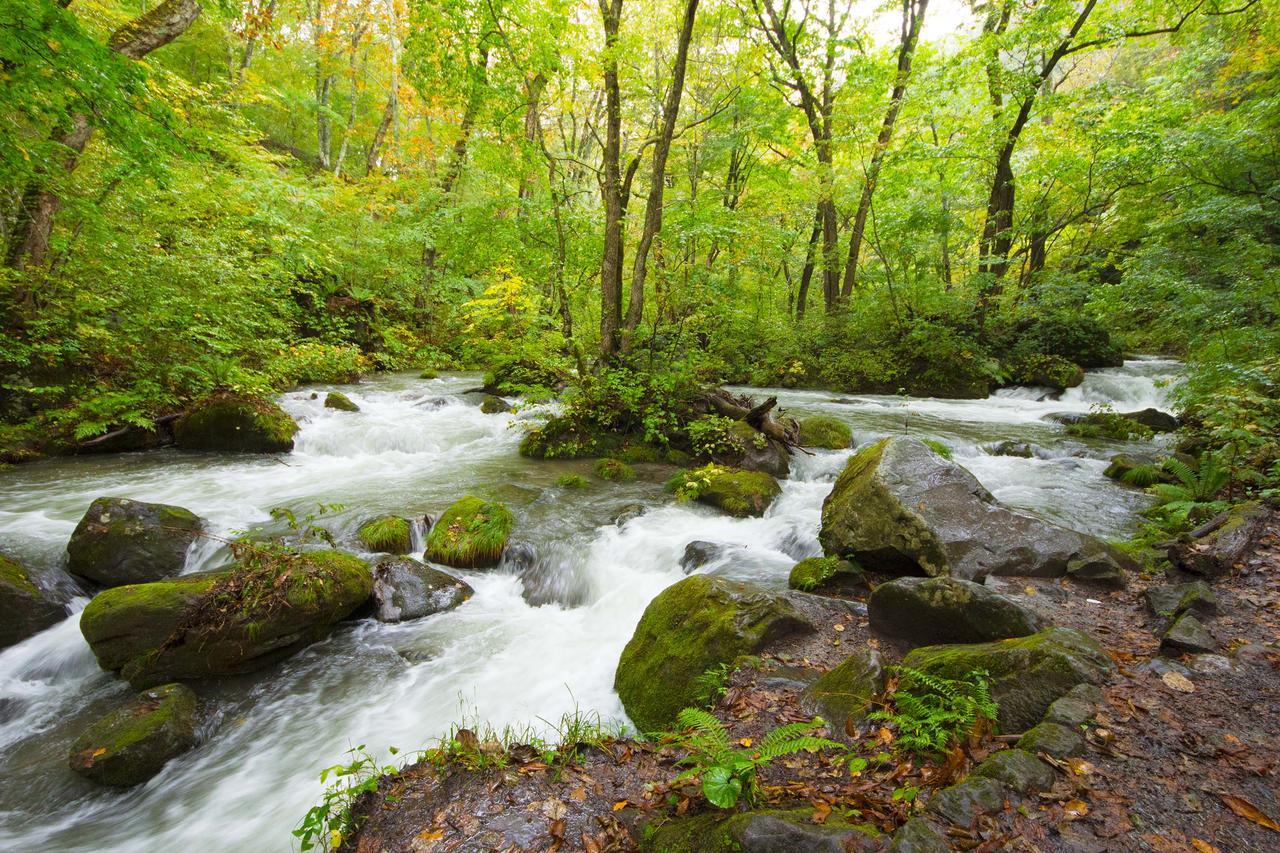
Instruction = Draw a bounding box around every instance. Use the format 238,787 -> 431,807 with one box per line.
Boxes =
1189,654 -> 1233,676
1017,722 -> 1084,758
803,647 -> 883,734
80,551 -> 372,687
788,557 -> 864,594
324,391 -> 359,412
357,515 -> 413,555
424,497 -> 514,569
1121,408 -> 1179,432
680,541 -> 724,573
67,497 -> 203,588
926,777 -> 1005,825
1044,684 -> 1100,728
888,817 -> 949,852
68,683 -> 198,787
797,416 -> 853,450
819,437 -> 1130,581
713,421 -> 790,479
612,504 -> 646,526
903,627 -> 1113,732
1067,554 -> 1128,587
644,809 -> 878,852
0,553 -> 65,649
516,546 -> 590,608
479,394 -> 512,414
173,393 -> 298,453
1138,657 -> 1191,678
987,440 -> 1034,458
372,558 -> 473,623
1011,355 -> 1084,391
1160,613 -> 1216,655
688,467 -> 782,518
614,575 -> 812,732
1103,453 -> 1173,486
499,541 -> 537,573
972,748 -> 1056,793
868,576 -> 1042,646
1144,581 -> 1218,620
1169,502 -> 1269,578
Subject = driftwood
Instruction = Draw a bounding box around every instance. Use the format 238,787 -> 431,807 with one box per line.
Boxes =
76,413 -> 180,454
702,389 -> 805,453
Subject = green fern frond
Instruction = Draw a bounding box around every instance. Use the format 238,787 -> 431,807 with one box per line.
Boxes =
1120,464 -> 1163,487
1151,482 -> 1194,505
1161,457 -> 1199,492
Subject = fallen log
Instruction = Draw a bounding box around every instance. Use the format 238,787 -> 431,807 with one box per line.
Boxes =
702,389 -> 805,453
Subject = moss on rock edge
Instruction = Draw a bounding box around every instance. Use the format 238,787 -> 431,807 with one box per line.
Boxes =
173,393 -> 298,453
424,497 -> 513,568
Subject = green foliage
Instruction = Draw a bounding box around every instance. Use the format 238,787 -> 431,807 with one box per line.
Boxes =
1144,453 -> 1232,530
294,744 -> 399,852
869,667 -> 998,756
692,663 -> 733,708
357,516 -> 412,554
1065,405 -> 1154,441
666,464 -> 727,502
556,473 -> 590,489
922,439 -> 954,460
594,457 -> 636,482
687,416 -> 744,457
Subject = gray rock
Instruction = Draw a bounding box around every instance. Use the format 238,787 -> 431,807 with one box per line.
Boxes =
927,777 -> 1006,825
324,391 -> 359,412
480,394 -> 512,414
888,818 -> 949,852
680,541 -> 724,573
67,497 -> 203,587
803,647 -> 884,735
868,576 -> 1043,646
988,441 -> 1034,458
372,558 -> 473,623
1044,684 -> 1100,728
1017,722 -> 1084,758
1189,654 -> 1233,675
819,438 -> 1131,581
0,553 -> 64,650
732,811 -> 867,853
714,421 -> 790,479
1161,613 -> 1216,655
613,504 -> 646,526
1145,581 -> 1219,620
972,748 -> 1056,793
68,683 -> 199,787
1121,408 -> 1179,432
1170,502 -> 1269,578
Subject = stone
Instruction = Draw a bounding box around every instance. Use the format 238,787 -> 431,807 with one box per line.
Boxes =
788,557 -> 864,593
614,575 -> 812,732
642,810 -> 879,853
357,515 -> 413,554
988,441 -> 1034,458
80,550 -> 372,687
0,553 -> 64,650
1044,684 -> 1100,728
686,467 -> 782,519
1013,355 -> 1085,391
1170,502 -> 1269,578
68,683 -> 199,787
713,421 -> 790,479
1160,613 -> 1216,655
480,394 -> 512,414
424,496 -> 514,568
1121,408 -> 1179,432
819,438 -> 1130,581
67,497 -> 203,587
173,393 -> 298,453
972,748 -> 1056,793
371,557 -> 473,622
797,416 -> 853,450
1144,581 -> 1219,620
803,647 -> 884,733
613,504 -> 646,526
903,627 -> 1114,732
1017,722 -> 1084,758
868,576 -> 1043,646
926,777 -> 1006,825
680,541 -> 724,573
324,391 -> 359,412
888,818 -> 949,852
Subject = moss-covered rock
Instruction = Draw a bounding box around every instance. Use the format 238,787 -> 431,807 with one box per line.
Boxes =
79,550 -> 372,687
1144,581 -> 1218,620
1160,612 -> 1216,654
1170,502 -> 1269,578
926,777 -> 1006,825
803,647 -> 884,733
797,416 -> 853,450
615,575 -> 812,732
480,394 -> 512,414
819,437 -> 1130,581
788,556 -> 864,593
0,553 -> 64,649
357,515 -> 413,554
1016,721 -> 1084,759
903,627 -> 1113,732
418,368 -> 438,379
324,391 -> 359,412
67,497 -> 203,587
68,683 -> 198,787
482,358 -> 570,397
868,577 -> 1043,646
1065,410 -> 1154,441
424,497 -> 513,568
971,748 -> 1056,794
712,421 -> 791,479
888,817 -> 949,852
371,557 -> 472,622
1008,354 -> 1085,390
519,416 -> 618,460
642,808 -> 878,852
173,393 -> 299,453
669,465 -> 782,518
595,457 -> 636,482
988,440 -> 1034,458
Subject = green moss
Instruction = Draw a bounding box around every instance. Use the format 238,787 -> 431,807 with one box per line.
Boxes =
556,474 -> 590,489
788,556 -> 862,592
173,393 -> 299,453
805,648 -> 884,729
1008,354 -> 1085,390
425,497 -> 514,568
595,458 -> 636,482
0,553 -> 40,596
68,683 -> 199,787
614,575 -> 808,732
357,516 -> 412,554
1066,412 -> 1154,441
667,465 -> 781,518
797,416 -> 853,450
480,394 -> 511,414
922,438 -> 953,460
643,809 -> 881,852
324,391 -> 359,412
418,368 -> 438,379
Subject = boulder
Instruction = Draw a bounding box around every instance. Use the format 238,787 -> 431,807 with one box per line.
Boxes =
1103,453 -> 1173,486
595,458 -> 636,482
1016,722 -> 1084,759
614,575 -> 812,732
680,541 -> 724,574
1044,683 -> 1102,728
797,416 -> 853,450
888,818 -> 949,852
673,466 -> 782,519
903,627 -> 1113,732
68,683 -> 198,787
803,647 -> 884,734
371,558 -> 473,623
1009,354 -> 1084,390
173,394 -> 298,453
926,777 -> 1005,825
1121,408 -> 1179,432
80,550 -> 372,687
987,441 -> 1033,459
788,557 -> 864,593
1169,502 -> 1269,578
357,515 -> 413,554
324,391 -> 359,412
480,394 -> 512,414
643,809 -> 879,853
819,438 -> 1130,581
868,577 -> 1042,646
0,553 -> 64,649
971,748 -> 1055,794
67,497 -> 203,587
1160,613 -> 1216,655
1144,581 -> 1219,620
424,497 -> 514,568
713,421 -> 790,479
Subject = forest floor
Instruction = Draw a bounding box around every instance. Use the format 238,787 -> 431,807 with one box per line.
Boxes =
344,514 -> 1280,853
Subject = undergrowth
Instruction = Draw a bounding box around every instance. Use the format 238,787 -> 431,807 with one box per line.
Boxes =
869,667 -> 998,756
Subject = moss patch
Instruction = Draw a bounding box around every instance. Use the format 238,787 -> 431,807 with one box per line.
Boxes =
68,683 -> 199,787
595,458 -> 636,482
1,552 -> 64,649
788,556 -> 863,592
173,393 -> 299,453
797,416 -> 853,449
358,516 -> 413,554
668,465 -> 782,518
424,497 -> 514,568
324,391 -> 359,412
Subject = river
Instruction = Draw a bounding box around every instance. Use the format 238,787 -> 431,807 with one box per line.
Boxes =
0,358 -> 1177,851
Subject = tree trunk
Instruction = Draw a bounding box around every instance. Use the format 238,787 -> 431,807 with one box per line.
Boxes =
366,89 -> 397,174
597,0 -> 625,362
312,0 -> 333,171
519,73 -> 547,205
795,207 -> 822,321
4,0 -> 203,272
237,0 -> 277,80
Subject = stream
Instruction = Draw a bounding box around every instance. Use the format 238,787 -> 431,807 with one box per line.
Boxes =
0,358 -> 1178,852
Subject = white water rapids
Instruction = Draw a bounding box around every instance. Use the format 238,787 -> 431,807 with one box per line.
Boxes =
0,359 -> 1177,851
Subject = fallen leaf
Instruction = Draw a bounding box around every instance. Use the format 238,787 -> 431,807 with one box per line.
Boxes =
738,737 -> 753,747
833,623 -> 845,632
568,787 -> 587,802
1064,799 -> 1089,818
1161,671 -> 1195,693
612,800 -> 629,811
877,726 -> 894,744
549,818 -> 566,839
1066,757 -> 1095,776
1192,839 -> 1220,853
811,800 -> 832,825
1220,794 -> 1280,832
92,748 -> 107,758
542,799 -> 567,820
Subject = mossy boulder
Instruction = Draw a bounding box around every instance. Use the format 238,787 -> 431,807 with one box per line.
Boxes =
595,458 -> 636,482
173,393 -> 299,453
519,416 -> 618,460
988,440 -> 1034,459
788,556 -> 864,593
797,416 -> 853,450
79,550 -> 372,687
868,577 -> 1043,646
642,808 -> 878,852
1016,721 -> 1084,759
971,748 -> 1056,794
0,553 -> 64,649
670,465 -> 782,518
803,647 -> 884,734
1120,408 -> 1179,432
68,683 -> 198,787
926,777 -> 1006,825
371,557 -> 473,622
424,497 -> 513,568
819,438 -> 1130,581
1160,613 -> 1216,654
67,497 -> 203,587
712,420 -> 791,479
480,394 -> 512,414
324,391 -> 359,412
615,575 -> 812,732
1065,411 -> 1153,441
1170,502 -> 1269,578
888,817 -> 949,852
418,368 -> 438,379
903,627 -> 1113,732
1144,581 -> 1218,620
1009,354 -> 1085,390
357,515 -> 413,554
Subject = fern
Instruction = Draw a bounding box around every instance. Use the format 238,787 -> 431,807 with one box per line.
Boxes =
1120,464 -> 1164,488
869,667 -> 998,756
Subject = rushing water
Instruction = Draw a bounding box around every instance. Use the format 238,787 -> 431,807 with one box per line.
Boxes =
0,359 -> 1178,852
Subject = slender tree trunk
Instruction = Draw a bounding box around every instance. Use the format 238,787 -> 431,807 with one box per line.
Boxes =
795,207 -> 822,320
519,73 -> 547,205
238,0 -> 277,80
333,21 -> 369,179
366,89 -> 397,174
5,0 -> 203,272
597,0 -> 625,362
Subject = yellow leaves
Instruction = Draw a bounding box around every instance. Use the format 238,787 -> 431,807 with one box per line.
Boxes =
738,737 -> 753,747
611,800 -> 628,811
1220,794 -> 1280,833
1161,671 -> 1195,693
1192,840 -> 1220,853
91,747 -> 107,758
1063,799 -> 1089,818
